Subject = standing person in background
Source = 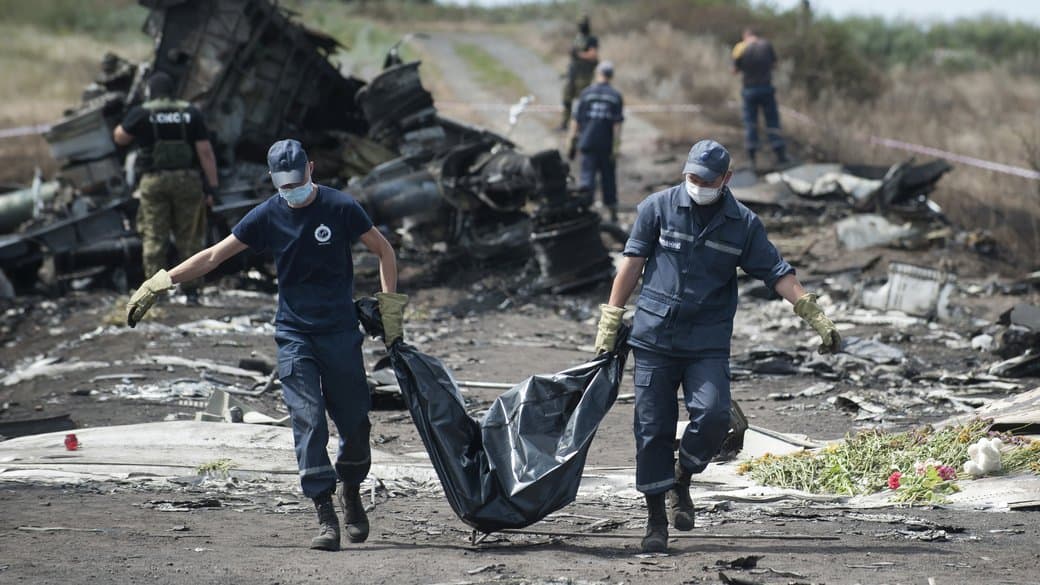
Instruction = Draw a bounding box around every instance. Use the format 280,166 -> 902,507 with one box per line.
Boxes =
559,14 -> 599,131
593,140 -> 840,553
732,28 -> 788,170
569,61 -> 624,223
124,139 -> 407,552
113,71 -> 219,303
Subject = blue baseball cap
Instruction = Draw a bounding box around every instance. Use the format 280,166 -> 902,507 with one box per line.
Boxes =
267,139 -> 309,188
682,139 -> 731,182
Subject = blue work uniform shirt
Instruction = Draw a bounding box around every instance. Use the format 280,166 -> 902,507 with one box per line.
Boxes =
623,184 -> 794,357
573,82 -> 624,153
232,184 -> 374,333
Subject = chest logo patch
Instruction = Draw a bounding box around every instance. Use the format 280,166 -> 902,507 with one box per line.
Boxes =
314,224 -> 332,244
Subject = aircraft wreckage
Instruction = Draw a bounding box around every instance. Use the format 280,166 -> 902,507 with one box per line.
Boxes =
0,0 -> 613,297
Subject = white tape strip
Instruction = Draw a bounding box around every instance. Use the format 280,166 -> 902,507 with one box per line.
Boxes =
0,124 -> 51,139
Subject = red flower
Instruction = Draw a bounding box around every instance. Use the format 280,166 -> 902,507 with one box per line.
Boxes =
937,465 -> 957,481
887,471 -> 902,489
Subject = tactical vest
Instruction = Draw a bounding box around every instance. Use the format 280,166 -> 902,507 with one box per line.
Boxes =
140,99 -> 195,172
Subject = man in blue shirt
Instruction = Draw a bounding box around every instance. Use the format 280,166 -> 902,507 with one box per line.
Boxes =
125,139 -> 407,552
593,139 -> 840,553
569,60 -> 624,222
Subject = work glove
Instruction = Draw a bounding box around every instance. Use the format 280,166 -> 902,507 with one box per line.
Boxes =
611,135 -> 621,161
793,293 -> 841,354
376,292 -> 408,347
594,304 -> 626,355
126,269 -> 174,328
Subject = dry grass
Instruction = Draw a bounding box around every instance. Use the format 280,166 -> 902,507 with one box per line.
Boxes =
0,22 -> 149,184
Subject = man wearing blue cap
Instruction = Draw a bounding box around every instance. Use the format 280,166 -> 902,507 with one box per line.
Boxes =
593,139 -> 840,553
124,139 -> 407,551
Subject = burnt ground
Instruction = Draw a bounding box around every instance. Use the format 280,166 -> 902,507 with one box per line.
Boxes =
2,29 -> 1040,585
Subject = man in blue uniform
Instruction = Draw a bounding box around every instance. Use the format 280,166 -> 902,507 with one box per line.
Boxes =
594,139 -> 840,553
125,139 -> 407,552
569,60 -> 624,222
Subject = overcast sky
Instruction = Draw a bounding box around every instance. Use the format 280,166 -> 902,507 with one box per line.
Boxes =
437,0 -> 1040,24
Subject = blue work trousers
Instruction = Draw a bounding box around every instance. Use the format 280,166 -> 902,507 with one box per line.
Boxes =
579,149 -> 618,207
275,327 -> 371,499
741,85 -> 785,154
632,348 -> 731,495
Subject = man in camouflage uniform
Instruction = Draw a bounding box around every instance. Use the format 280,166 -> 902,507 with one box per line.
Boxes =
560,15 -> 599,131
113,71 -> 219,300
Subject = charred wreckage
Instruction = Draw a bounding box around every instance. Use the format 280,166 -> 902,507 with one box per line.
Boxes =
0,0 -> 613,297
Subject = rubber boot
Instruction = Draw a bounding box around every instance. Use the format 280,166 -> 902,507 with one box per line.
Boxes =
669,463 -> 695,531
607,204 -> 618,223
339,483 -> 370,543
747,149 -> 758,173
774,146 -> 789,165
310,493 -> 340,551
640,492 -> 669,553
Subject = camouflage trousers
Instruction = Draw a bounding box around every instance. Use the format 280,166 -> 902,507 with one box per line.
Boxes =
136,169 -> 206,290
561,70 -> 594,128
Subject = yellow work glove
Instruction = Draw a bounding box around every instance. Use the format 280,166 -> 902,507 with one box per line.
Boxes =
126,269 -> 174,328
793,293 -> 842,354
376,292 -> 408,347
612,135 -> 621,161
594,304 -> 626,355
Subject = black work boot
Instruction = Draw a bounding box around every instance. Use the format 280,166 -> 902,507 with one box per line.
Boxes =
640,492 -> 669,553
607,204 -> 619,223
339,483 -> 370,543
669,463 -> 695,531
310,493 -> 340,551
774,146 -> 789,165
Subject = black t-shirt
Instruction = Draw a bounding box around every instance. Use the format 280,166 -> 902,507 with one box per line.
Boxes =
734,39 -> 777,88
121,100 -> 209,170
231,185 -> 375,333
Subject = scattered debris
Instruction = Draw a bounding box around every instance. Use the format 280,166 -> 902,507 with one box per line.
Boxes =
2,357 -> 110,386
835,214 -> 919,250
859,262 -> 955,319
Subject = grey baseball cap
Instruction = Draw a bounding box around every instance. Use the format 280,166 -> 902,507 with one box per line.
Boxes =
596,60 -> 614,77
267,139 -> 309,188
682,139 -> 731,182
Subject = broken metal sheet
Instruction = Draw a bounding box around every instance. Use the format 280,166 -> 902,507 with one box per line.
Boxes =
195,389 -> 289,426
1009,304 -> 1040,332
0,414 -> 75,439
841,336 -> 905,364
987,350 -> 1040,379
937,386 -> 1040,433
2,357 -> 110,386
769,163 -> 843,196
143,355 -> 268,383
859,262 -> 955,319
834,214 -> 919,251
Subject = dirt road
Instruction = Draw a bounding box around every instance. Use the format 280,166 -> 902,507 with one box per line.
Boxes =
2,22 -> 1039,585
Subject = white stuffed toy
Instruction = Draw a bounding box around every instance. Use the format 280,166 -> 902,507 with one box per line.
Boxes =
963,437 -> 1003,477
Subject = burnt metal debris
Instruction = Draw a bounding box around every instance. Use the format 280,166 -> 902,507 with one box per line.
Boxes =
0,0 -> 611,296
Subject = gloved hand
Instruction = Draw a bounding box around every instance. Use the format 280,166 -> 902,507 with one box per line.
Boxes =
376,292 -> 408,347
126,269 -> 174,327
594,304 -> 626,354
793,293 -> 841,354
611,135 -> 621,161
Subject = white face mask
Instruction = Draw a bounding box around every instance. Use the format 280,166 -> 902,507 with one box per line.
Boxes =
685,181 -> 721,205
